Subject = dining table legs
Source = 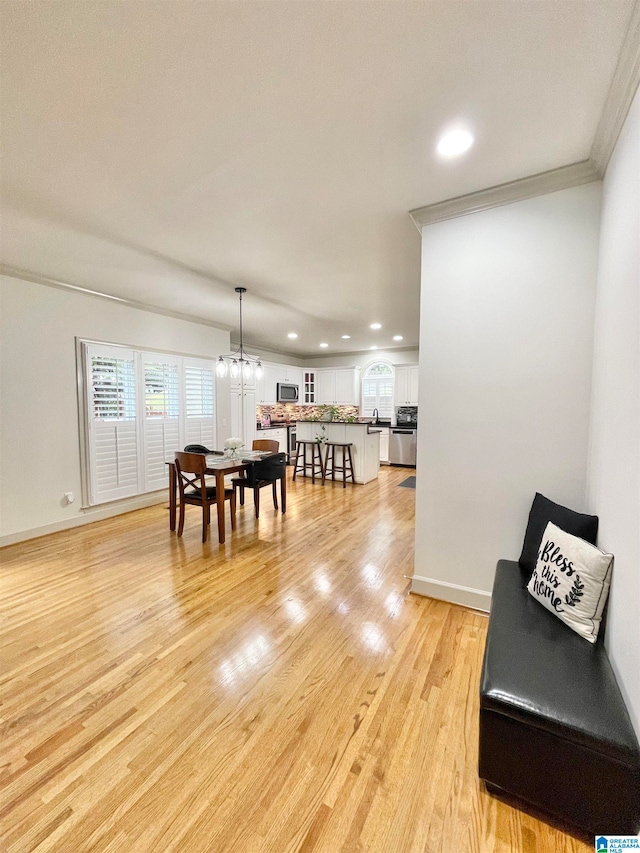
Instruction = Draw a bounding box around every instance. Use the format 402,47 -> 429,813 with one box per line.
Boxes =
169,462 -> 177,531
215,470 -> 226,544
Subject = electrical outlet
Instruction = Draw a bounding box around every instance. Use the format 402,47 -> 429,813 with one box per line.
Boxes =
64,492 -> 75,504
222,418 -> 227,427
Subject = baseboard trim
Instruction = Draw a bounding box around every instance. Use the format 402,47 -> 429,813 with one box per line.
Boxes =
0,491 -> 167,548
410,575 -> 491,612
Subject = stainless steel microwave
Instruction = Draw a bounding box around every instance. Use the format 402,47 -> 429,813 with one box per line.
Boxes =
277,382 -> 299,403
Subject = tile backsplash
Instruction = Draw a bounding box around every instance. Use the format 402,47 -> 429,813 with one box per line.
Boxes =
257,404 -> 359,423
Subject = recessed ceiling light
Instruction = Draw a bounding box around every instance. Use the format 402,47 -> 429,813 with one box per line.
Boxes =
436,128 -> 474,158
341,335 -> 351,339
370,345 -> 378,350
287,332 -> 298,339
319,342 -> 329,348
393,335 -> 403,341
370,323 -> 382,330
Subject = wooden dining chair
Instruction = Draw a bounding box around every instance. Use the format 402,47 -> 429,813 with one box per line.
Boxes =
252,439 -> 279,454
174,451 -> 236,543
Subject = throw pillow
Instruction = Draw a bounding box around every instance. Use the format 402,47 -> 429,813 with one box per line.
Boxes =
527,522 -> 613,642
519,493 -> 599,576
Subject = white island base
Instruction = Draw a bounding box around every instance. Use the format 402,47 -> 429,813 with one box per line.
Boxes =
295,422 -> 380,484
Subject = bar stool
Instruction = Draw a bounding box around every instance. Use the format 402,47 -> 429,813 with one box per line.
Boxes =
322,442 -> 355,488
293,440 -> 325,483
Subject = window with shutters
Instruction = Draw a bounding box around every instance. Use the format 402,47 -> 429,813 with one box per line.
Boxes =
91,354 -> 137,421
145,361 -> 180,418
85,344 -> 139,505
81,342 -> 217,506
184,362 -> 216,450
143,357 -> 181,492
361,362 -> 394,419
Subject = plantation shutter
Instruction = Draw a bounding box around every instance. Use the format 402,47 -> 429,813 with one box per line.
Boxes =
361,363 -> 394,419
183,359 -> 216,450
85,343 -> 139,505
82,342 -> 219,505
142,355 -> 181,492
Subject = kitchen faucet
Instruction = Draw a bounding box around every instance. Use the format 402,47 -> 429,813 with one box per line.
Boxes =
372,408 -> 379,424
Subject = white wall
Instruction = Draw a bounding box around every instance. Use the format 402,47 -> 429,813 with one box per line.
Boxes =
587,85 -> 640,736
0,276 -> 230,542
413,183 -> 601,610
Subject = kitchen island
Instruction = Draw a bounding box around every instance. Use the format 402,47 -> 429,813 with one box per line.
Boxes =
295,421 -> 380,484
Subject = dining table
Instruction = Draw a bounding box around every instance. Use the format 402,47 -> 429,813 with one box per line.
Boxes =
166,450 -> 273,544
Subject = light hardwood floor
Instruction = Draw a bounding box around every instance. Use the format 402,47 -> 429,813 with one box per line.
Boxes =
1,466 -> 591,853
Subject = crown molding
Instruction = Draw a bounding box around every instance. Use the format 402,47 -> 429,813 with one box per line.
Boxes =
0,264 -> 234,332
409,0 -> 639,232
409,159 -> 600,231
590,0 -> 640,174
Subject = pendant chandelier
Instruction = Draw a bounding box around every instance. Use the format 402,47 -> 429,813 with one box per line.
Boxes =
216,287 -> 263,381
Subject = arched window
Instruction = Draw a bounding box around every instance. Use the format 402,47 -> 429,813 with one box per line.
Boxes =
361,362 -> 394,418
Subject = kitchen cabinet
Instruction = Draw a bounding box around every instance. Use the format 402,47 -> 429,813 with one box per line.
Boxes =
296,421 -> 380,484
394,365 -> 419,406
256,364 -> 279,405
231,388 -> 257,449
260,427 -> 287,454
378,427 -> 389,463
255,363 -> 302,404
285,365 -> 303,387
302,370 -> 316,404
316,370 -> 335,405
316,368 -> 361,405
231,368 -> 256,392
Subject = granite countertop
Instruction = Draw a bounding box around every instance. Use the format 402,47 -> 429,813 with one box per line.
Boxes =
256,422 -> 295,430
257,420 -> 392,432
296,420 -> 385,434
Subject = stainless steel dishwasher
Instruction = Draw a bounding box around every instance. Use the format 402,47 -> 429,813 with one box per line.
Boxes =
388,428 -> 417,467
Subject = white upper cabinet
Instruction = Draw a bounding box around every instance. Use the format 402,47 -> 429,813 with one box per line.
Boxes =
255,362 -> 303,405
335,368 -> 360,404
302,370 -> 316,404
316,368 -> 360,405
285,365 -> 303,387
394,365 -> 419,406
256,364 -> 279,404
316,370 -> 336,404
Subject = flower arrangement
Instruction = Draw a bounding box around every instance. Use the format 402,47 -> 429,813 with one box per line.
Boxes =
316,424 -> 328,444
223,437 -> 244,460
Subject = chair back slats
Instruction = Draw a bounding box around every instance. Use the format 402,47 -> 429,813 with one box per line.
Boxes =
175,451 -> 208,501
253,439 -> 279,453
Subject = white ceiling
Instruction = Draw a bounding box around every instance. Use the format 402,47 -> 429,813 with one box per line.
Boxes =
0,1 -> 633,356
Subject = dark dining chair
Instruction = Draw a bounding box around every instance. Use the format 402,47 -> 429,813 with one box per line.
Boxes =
232,452 -> 287,519
183,444 -> 224,456
174,451 -> 236,543
231,438 -> 278,509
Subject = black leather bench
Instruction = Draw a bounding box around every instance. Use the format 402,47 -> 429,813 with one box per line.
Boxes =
479,559 -> 640,835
